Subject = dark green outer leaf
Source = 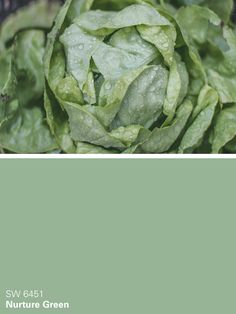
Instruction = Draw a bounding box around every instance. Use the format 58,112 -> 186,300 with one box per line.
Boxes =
212,105 -> 236,153
0,0 -> 60,47
0,106 -> 57,153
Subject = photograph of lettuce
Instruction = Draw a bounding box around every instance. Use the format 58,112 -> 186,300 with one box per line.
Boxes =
0,0 -> 236,154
